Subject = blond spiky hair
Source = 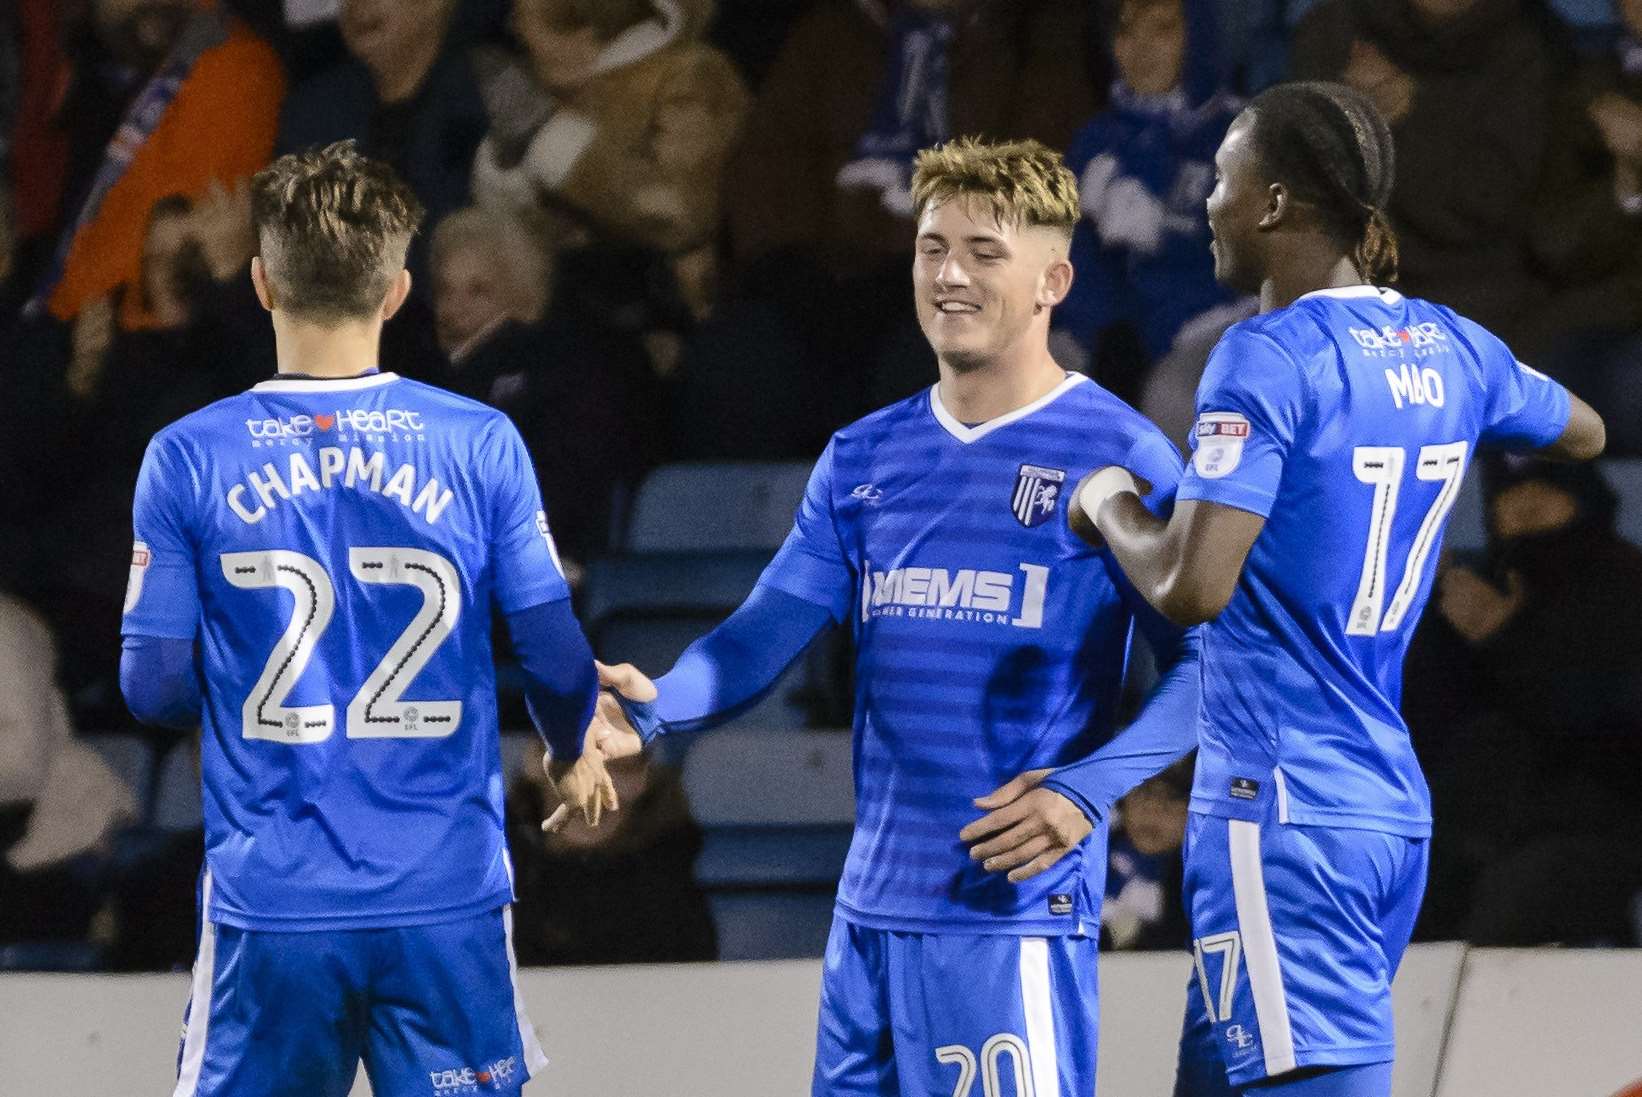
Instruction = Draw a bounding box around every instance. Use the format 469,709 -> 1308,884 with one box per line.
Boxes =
911,137 -> 1080,239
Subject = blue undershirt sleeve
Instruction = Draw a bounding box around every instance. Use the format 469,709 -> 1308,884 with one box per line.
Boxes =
614,584 -> 834,742
505,597 -> 599,761
1040,576 -> 1203,824
121,633 -> 203,730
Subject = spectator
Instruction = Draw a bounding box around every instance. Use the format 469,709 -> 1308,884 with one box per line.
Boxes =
1289,0 -> 1553,344
428,206 -> 660,562
0,591 -> 137,947
1054,0 -> 1242,401
680,0 -> 1099,451
23,0 -> 285,330
276,0 -> 488,294
506,753 -> 717,965
472,0 -> 750,324
1522,0 -> 1642,452
1405,458 -> 1642,942
1101,758 -> 1191,950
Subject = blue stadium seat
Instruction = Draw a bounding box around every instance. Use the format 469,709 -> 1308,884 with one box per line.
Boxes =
85,734 -> 158,819
1600,459 -> 1642,546
151,741 -> 202,832
579,552 -> 771,625
682,729 -> 854,960
623,462 -> 811,553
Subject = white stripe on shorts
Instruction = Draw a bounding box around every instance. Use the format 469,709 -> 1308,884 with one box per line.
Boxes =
1228,820 -> 1297,1076
173,870 -> 216,1097
503,905 -> 550,1075
1018,937 -> 1061,1097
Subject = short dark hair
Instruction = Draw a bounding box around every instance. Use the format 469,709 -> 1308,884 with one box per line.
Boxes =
1242,81 -> 1399,282
251,141 -> 426,323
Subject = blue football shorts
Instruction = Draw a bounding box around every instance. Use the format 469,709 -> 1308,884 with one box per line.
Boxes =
171,879 -> 546,1097
813,916 -> 1100,1097
1173,808 -> 1428,1092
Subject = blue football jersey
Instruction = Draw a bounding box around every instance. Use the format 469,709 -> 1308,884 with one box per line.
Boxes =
760,374 -> 1186,935
1177,286 -> 1572,836
121,371 -> 570,931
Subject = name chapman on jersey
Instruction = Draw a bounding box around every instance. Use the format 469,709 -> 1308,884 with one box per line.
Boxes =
861,562 -> 1049,629
226,446 -> 455,526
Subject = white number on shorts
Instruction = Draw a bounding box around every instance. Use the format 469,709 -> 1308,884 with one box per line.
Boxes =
1191,931 -> 1243,1023
936,1033 -> 1036,1097
1347,441 -> 1468,636
221,547 -> 463,742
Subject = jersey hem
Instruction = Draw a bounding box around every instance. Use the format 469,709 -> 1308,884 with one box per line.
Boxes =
1189,796 -> 1431,838
1225,1043 -> 1396,1087
208,887 -> 512,932
834,899 -> 1093,938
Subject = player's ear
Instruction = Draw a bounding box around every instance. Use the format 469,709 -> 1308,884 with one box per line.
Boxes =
1259,183 -> 1287,231
1037,248 -> 1074,312
382,269 -> 412,322
250,256 -> 275,313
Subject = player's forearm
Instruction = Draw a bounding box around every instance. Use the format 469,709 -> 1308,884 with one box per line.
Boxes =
1096,494 -> 1211,626
628,585 -> 832,739
1040,627 -> 1201,821
120,634 -> 203,730
506,599 -> 599,761
1537,392 -> 1605,462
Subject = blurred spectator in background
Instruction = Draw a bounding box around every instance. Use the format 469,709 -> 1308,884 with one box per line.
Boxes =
0,591 -> 137,948
1101,757 -> 1191,951
1053,0 -> 1242,404
1290,0 -> 1552,346
277,0 -> 486,348
473,0 -> 749,328
17,0 -> 284,330
428,206 -> 660,563
1524,0 -> 1642,454
507,753 -> 716,965
1405,458 -> 1642,943
1,189 -> 263,724
682,0 -> 1098,458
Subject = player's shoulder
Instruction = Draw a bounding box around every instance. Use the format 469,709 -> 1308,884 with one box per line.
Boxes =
830,385 -> 938,450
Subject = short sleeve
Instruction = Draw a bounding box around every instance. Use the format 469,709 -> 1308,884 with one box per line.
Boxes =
1480,343 -> 1572,451
486,418 -> 572,613
756,441 -> 854,622
1122,425 -> 1186,518
122,437 -> 202,640
1176,326 -> 1306,518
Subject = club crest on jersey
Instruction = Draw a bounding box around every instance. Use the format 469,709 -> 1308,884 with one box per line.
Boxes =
1012,465 -> 1066,528
1193,413 -> 1250,479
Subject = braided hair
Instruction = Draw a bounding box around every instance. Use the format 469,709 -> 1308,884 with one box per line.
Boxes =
1241,81 -> 1400,283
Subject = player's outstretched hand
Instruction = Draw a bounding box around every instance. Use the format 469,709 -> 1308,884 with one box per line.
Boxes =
597,660 -> 658,702
591,661 -> 655,763
960,769 -> 1093,883
543,718 -> 620,832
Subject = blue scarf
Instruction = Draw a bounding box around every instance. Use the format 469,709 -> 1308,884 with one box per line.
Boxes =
836,10 -> 954,218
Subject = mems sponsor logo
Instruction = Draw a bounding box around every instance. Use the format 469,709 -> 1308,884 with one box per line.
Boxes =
245,408 -> 426,445
861,562 -> 1049,629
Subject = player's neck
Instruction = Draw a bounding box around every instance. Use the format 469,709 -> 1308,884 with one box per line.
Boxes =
1259,253 -> 1365,313
936,347 -> 1067,426
271,313 -> 385,380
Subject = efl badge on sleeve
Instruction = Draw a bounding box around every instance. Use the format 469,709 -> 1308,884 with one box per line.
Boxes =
1193,412 -> 1250,479
124,541 -> 151,614
1012,464 -> 1066,528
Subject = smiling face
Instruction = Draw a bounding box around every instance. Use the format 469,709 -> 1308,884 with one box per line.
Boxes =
913,198 -> 1070,374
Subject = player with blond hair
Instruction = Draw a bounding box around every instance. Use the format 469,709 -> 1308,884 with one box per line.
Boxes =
120,142 -> 618,1096
593,137 -> 1202,1095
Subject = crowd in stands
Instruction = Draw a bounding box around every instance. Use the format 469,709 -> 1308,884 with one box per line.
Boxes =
0,0 -> 1639,970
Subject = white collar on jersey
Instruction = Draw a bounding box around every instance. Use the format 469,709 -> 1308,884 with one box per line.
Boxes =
251,372 -> 401,393
1295,285 -> 1404,304
929,371 -> 1088,445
